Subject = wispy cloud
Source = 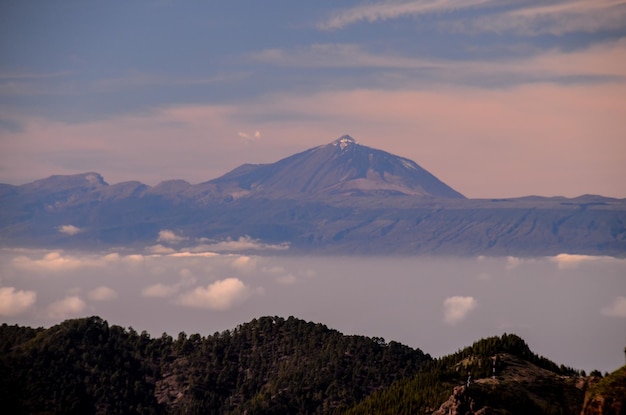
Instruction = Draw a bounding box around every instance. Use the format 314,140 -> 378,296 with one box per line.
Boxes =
0,286 -> 37,316
3,55 -> 625,198
318,0 -> 491,30
191,236 -> 290,253
87,286 -> 118,302
142,282 -> 180,298
601,296 -> 626,318
252,43 -> 444,69
0,71 -> 73,80
319,0 -> 626,35
58,224 -> 81,235
443,295 -> 477,324
237,130 -> 261,141
141,269 -> 197,298
454,0 -> 626,35
146,244 -> 177,255
251,39 -> 626,81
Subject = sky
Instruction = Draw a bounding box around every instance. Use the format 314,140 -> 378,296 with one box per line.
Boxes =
1,247 -> 625,374
1,0 -> 625,198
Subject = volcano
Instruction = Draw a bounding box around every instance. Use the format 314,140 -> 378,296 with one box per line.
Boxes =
208,135 -> 465,199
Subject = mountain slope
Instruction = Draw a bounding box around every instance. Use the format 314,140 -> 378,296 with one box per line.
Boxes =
1,136 -> 625,255
581,366 -> 626,415
2,318 -> 619,415
208,135 -> 465,199
343,334 -> 589,415
0,316 -> 429,415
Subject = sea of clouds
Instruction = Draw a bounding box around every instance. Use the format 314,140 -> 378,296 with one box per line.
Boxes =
1,231 -> 625,374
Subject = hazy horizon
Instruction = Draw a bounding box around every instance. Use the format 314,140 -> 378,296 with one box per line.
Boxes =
1,1 -> 625,198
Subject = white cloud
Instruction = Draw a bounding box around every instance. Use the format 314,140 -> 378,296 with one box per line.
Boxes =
177,278 -> 251,310
142,282 -> 180,298
192,236 -> 290,253
157,230 -> 187,244
58,224 -> 81,235
237,130 -> 261,141
601,296 -> 626,318
11,251 -> 148,272
230,255 -> 258,273
87,286 -> 118,301
506,256 -> 522,270
0,286 -> 37,316
12,252 -> 87,272
443,296 -> 478,324
169,251 -> 220,258
550,253 -> 616,269
46,295 -> 87,319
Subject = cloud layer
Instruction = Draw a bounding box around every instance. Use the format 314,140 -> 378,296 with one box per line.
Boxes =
1,249 -> 625,372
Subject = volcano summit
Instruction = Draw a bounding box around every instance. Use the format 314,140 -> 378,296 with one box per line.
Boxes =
1,135 -> 624,255
208,135 -> 465,199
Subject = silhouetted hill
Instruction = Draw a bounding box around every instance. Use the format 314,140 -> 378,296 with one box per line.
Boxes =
1,136 -> 625,255
0,316 -> 428,415
345,334 -> 590,415
1,317 -> 622,415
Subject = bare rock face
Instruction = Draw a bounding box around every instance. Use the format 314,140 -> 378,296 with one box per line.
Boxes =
432,354 -> 587,415
432,385 -> 481,415
581,366 -> 626,415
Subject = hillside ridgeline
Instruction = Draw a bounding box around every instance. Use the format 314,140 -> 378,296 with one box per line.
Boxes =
1,316 -> 623,414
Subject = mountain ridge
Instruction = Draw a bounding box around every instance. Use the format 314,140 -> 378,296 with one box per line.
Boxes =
1,136 -> 625,256
1,316 -> 623,415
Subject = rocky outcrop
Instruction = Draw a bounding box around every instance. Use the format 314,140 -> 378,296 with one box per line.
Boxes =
432,354 -> 587,415
581,366 -> 626,415
432,385 -> 492,415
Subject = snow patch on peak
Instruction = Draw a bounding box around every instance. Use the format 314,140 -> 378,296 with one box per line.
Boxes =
332,135 -> 357,149
83,173 -> 107,186
400,159 -> 417,170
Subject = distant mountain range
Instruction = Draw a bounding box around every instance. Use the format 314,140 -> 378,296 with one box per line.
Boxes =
1,135 -> 625,255
1,316 -> 623,414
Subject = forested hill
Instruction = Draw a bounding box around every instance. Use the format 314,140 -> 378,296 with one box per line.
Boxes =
0,316 -> 428,414
344,334 -> 588,415
0,317 -> 623,415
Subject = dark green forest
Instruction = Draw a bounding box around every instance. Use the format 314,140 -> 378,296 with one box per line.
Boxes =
0,316 -> 621,415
